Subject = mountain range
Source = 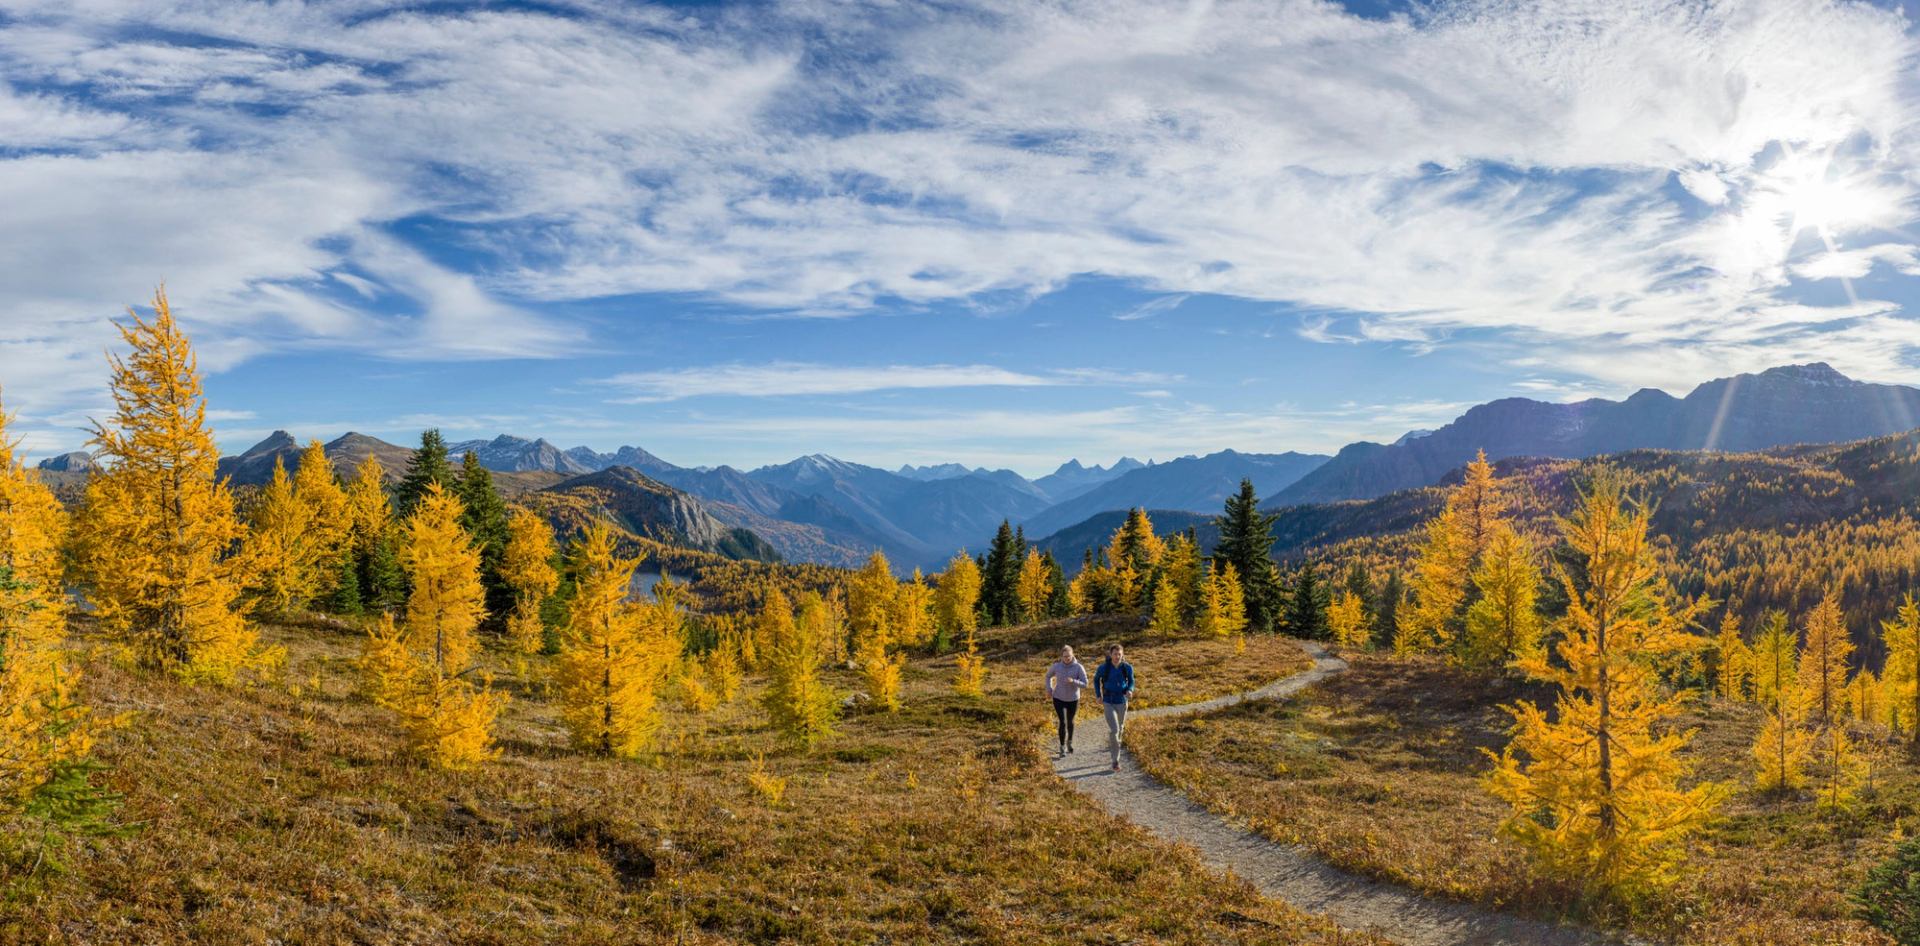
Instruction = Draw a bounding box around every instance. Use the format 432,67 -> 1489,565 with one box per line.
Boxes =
38,362 -> 1920,573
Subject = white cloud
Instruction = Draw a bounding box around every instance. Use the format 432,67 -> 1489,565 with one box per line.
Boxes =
599,362 -> 1168,402
2,0 -> 1919,434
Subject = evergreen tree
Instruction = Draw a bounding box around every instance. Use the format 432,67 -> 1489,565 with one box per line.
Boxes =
1212,479 -> 1279,632
1282,561 -> 1327,639
78,288 -> 269,684
1043,552 -> 1071,617
556,521 -> 678,756
395,428 -> 453,518
1375,569 -> 1404,650
454,452 -> 511,620
981,521 -> 1020,626
361,531 -> 407,614
1487,470 -> 1720,895
328,554 -> 363,615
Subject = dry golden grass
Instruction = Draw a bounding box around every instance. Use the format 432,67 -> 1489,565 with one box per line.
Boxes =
978,615 -> 1311,709
1129,652 -> 1918,945
2,616 -> 1365,946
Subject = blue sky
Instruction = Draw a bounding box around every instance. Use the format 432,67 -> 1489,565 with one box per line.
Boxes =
4,0 -> 1920,476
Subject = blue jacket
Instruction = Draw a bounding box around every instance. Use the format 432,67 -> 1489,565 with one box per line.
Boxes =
1094,660 -> 1134,705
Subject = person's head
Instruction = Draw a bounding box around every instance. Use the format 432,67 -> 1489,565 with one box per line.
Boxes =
1107,643 -> 1123,665
1059,645 -> 1075,664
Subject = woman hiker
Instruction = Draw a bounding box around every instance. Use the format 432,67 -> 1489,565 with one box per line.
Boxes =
1093,643 -> 1135,772
1044,645 -> 1089,756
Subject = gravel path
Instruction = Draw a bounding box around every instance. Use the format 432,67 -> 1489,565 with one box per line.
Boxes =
1053,641 -> 1625,946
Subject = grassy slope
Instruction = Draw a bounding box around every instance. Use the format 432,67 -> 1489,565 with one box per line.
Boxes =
1130,653 -> 1910,945
7,617 -> 1361,946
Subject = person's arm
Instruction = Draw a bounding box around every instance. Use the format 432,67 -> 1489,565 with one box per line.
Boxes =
1092,664 -> 1105,701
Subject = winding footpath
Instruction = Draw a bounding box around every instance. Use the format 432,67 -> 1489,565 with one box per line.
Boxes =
1051,641 -> 1625,946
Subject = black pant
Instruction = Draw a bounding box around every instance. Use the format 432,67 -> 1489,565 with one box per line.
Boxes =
1053,698 -> 1079,746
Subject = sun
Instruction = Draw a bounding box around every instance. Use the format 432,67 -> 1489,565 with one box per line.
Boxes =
1760,150 -> 1878,240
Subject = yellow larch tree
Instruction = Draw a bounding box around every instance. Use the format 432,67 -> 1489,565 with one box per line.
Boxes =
933,552 -> 981,651
555,522 -> 678,757
892,569 -> 936,649
1160,533 -> 1204,624
1713,609 -> 1751,702
706,631 -> 743,704
1016,550 -> 1052,624
1397,505 -> 1470,656
400,484 -> 486,672
1486,471 -> 1721,896
1882,594 -> 1920,740
1108,508 -> 1163,578
1847,671 -> 1885,728
1211,562 -> 1247,639
359,612 -> 506,771
291,439 -> 349,596
343,455 -> 392,554
244,456 -> 319,618
1461,523 -> 1542,669
1327,589 -> 1370,650
847,552 -> 904,712
0,405 -> 94,810
499,509 -> 559,656
1798,591 -> 1852,725
1750,611 -> 1811,792
1150,573 -> 1182,635
366,481 -> 505,769
760,589 -> 839,747
1450,449 -> 1505,562
78,288 -> 270,684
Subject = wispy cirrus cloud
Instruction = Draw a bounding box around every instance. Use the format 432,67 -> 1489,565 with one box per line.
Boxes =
599,362 -> 1173,402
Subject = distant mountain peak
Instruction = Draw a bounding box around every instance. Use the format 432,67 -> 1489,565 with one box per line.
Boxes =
1756,362 -> 1853,386
37,451 -> 95,473
244,430 -> 298,456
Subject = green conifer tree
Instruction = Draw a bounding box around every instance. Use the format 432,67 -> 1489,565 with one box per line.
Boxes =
395,429 -> 454,518
1212,479 -> 1279,632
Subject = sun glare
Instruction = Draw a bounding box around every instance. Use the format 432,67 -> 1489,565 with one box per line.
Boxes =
1761,150 -> 1878,239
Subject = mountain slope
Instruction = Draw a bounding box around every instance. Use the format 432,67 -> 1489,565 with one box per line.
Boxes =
1020,449 -> 1328,540
1274,363 -> 1920,505
525,466 -> 778,562
448,435 -> 594,474
1032,457 -> 1145,503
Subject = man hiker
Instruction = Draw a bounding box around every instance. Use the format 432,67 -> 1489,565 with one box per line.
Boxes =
1093,643 -> 1135,772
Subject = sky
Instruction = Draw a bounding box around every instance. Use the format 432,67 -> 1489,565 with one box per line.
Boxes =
4,0 -> 1920,477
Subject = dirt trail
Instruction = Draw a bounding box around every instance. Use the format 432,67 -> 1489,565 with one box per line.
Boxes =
1052,641 -> 1627,946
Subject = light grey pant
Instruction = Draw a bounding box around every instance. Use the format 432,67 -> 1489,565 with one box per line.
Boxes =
1104,701 -> 1128,766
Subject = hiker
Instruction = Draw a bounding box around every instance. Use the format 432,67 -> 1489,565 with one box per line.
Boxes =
1044,645 -> 1089,756
1093,643 -> 1135,771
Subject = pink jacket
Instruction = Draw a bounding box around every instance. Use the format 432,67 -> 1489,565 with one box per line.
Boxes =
1045,659 -> 1089,702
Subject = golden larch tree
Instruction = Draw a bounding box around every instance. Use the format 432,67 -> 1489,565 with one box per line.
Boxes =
1882,594 -> 1920,740
1713,609 -> 1751,702
499,509 -> 559,656
292,439 -> 349,594
761,589 -> 839,747
1798,591 -> 1852,725
1150,573 -> 1182,635
846,552 -> 903,711
400,483 -> 486,671
1327,589 -> 1370,650
1016,550 -> 1052,624
78,288 -> 269,684
1397,505 -> 1470,655
0,405 -> 94,810
1108,507 -> 1163,577
1450,449 -> 1506,561
245,456 -> 319,617
555,522 -> 678,757
1750,611 -> 1810,792
891,569 -> 936,650
933,552 -> 981,650
1486,471 -> 1721,896
1461,522 -> 1542,669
